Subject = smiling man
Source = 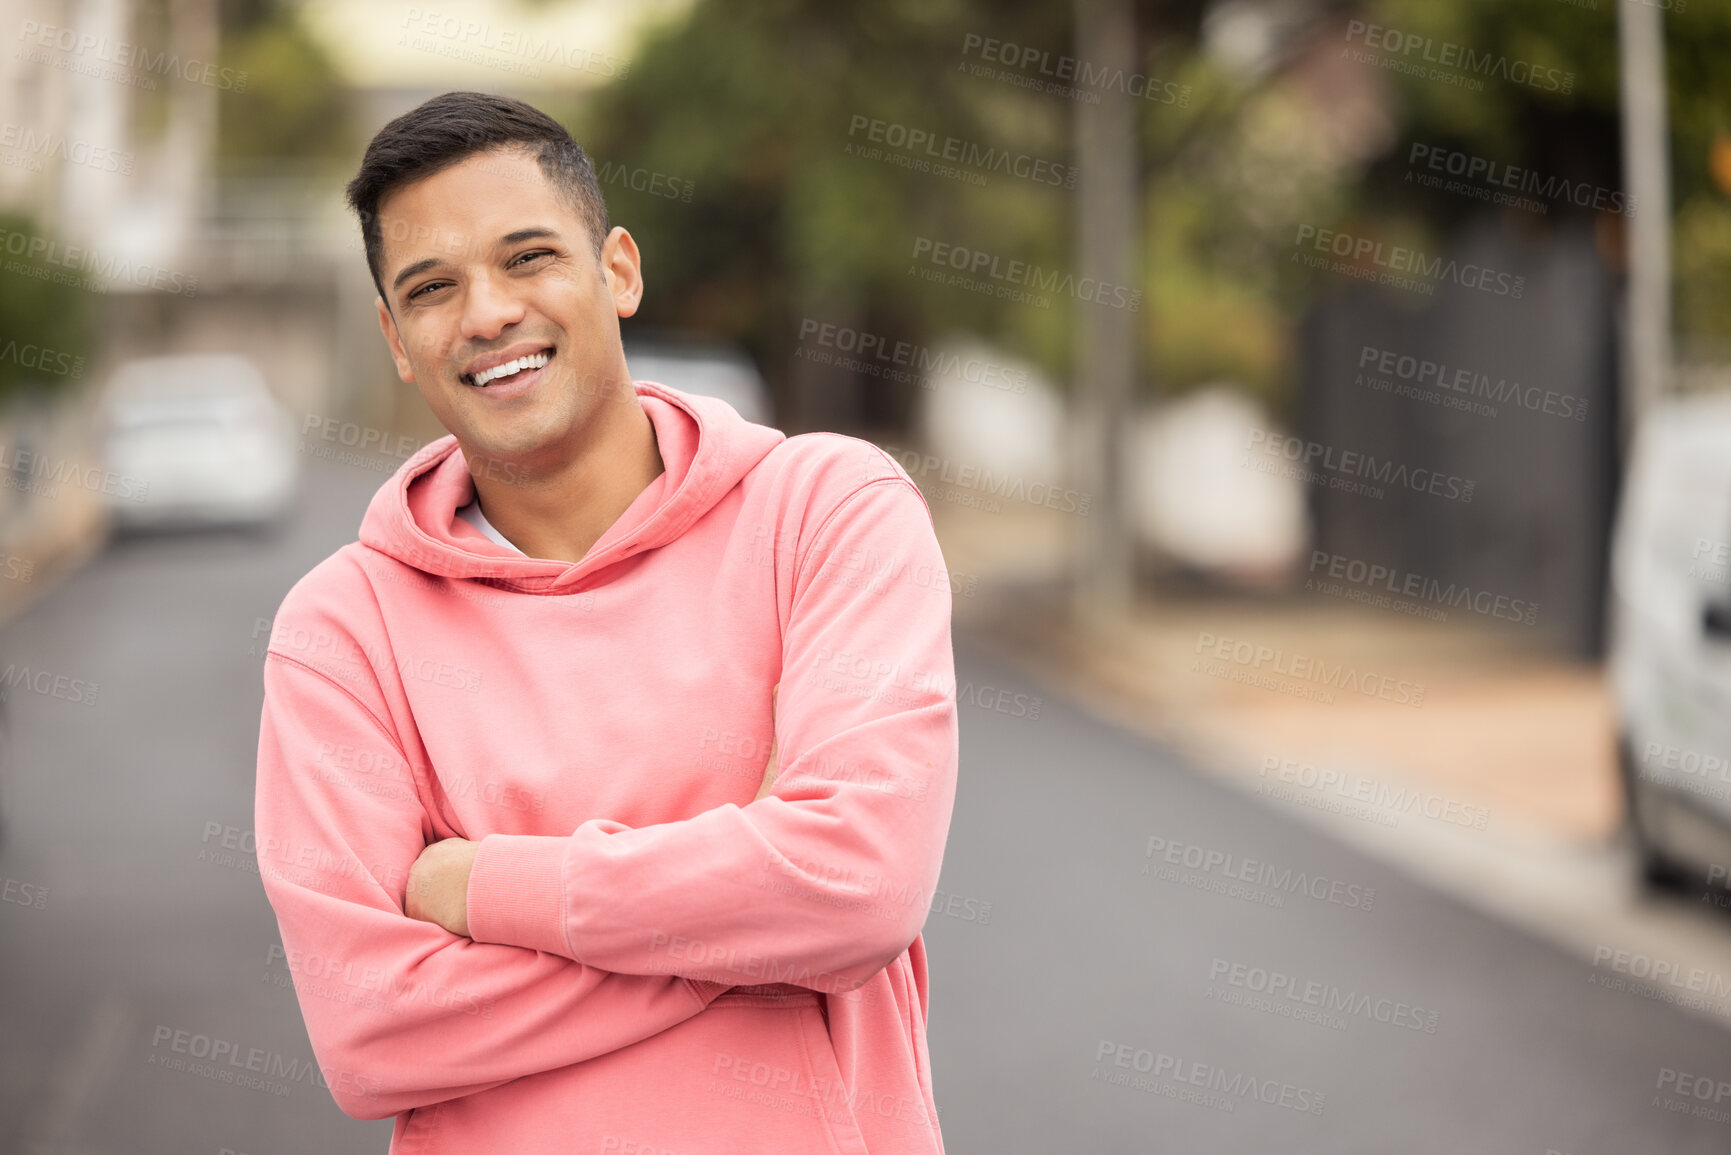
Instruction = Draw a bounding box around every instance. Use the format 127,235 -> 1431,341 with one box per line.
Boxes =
254,92 -> 958,1153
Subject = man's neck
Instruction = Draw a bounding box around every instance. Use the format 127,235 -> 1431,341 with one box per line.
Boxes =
466,395 -> 665,565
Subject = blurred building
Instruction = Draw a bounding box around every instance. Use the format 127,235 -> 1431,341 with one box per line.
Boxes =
1299,214 -> 1621,660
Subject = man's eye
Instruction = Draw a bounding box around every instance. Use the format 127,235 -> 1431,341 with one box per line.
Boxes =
510,249 -> 553,268
408,280 -> 450,300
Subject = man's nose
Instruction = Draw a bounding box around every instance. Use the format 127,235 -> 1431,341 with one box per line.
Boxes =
459,269 -> 526,343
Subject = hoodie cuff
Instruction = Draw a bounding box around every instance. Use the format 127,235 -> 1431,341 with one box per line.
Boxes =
466,834 -> 573,958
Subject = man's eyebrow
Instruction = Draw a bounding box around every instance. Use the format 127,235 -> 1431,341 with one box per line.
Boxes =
388,227 -> 562,293
500,226 -> 559,245
391,256 -> 443,293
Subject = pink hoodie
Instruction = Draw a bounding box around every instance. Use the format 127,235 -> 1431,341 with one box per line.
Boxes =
254,382 -> 959,1153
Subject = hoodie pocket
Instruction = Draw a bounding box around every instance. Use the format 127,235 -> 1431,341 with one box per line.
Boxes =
701,985 -> 873,1155
385,985 -> 873,1155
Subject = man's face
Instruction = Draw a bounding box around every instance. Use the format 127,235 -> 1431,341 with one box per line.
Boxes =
371,145 -> 641,465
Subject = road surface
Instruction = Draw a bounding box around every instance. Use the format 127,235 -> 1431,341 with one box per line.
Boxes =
0,456 -> 1726,1153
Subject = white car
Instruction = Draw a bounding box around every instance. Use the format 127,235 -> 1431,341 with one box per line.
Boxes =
624,340 -> 774,426
1608,389 -> 1731,888
99,354 -> 301,531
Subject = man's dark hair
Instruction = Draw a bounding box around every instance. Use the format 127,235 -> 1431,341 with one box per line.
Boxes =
345,91 -> 611,301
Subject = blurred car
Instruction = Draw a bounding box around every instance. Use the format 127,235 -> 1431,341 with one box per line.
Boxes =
99,354 -> 300,531
1608,389 -> 1731,889
624,339 -> 774,426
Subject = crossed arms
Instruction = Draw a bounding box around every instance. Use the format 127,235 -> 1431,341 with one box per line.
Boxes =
400,689 -> 782,938
253,476 -> 958,1119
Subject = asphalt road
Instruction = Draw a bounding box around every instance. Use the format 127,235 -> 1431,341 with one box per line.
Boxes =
0,455 -> 1727,1153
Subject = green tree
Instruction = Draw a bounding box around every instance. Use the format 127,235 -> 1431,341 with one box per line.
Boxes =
217,0 -> 353,170
0,213 -> 95,401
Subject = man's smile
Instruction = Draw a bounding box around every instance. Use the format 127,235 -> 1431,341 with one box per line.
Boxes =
460,344 -> 556,390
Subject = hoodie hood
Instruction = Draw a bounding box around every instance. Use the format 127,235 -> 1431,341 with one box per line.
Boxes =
358,380 -> 784,592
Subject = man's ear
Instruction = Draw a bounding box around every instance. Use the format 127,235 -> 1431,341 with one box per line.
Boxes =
599,226 -> 644,319
375,297 -> 416,383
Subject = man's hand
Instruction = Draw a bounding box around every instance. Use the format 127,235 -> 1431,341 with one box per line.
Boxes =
752,684 -> 780,802
406,837 -> 479,937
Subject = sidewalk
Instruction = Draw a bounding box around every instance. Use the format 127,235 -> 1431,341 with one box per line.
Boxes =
963,592 -> 1620,844
948,557 -> 1731,1033
0,394 -> 110,628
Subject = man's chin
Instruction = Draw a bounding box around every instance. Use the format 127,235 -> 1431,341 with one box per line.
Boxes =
450,423 -> 565,486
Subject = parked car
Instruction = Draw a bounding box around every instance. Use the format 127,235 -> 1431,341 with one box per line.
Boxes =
1608,389 -> 1731,889
624,339 -> 773,426
99,354 -> 300,531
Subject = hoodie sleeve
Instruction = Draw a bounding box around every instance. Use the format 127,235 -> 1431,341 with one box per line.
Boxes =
255,651 -> 732,1120
464,475 -> 960,992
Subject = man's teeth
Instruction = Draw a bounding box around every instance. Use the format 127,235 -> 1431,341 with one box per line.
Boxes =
472,351 -> 550,387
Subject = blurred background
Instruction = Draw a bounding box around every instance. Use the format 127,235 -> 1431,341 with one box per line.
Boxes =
3,0 -> 1731,1150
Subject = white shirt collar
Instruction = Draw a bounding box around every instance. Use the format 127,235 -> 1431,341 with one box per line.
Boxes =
454,499 -> 525,555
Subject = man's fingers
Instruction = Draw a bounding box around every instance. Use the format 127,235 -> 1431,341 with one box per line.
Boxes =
754,736 -> 780,800
753,684 -> 781,801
